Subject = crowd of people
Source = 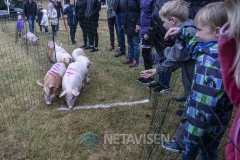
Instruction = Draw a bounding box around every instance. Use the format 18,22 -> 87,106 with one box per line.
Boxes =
17,0 -> 240,159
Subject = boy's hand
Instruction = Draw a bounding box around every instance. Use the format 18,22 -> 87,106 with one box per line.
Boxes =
135,25 -> 140,32
63,15 -> 67,18
140,69 -> 157,79
164,27 -> 180,40
144,34 -> 149,40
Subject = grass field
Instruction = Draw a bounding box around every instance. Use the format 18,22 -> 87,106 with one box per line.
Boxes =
0,19 -> 233,160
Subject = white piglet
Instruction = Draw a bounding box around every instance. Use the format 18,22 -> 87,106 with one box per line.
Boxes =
60,60 -> 92,109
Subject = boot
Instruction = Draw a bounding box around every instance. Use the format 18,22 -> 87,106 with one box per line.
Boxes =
172,92 -> 187,102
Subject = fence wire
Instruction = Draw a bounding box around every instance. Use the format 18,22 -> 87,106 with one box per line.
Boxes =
0,17 -> 238,160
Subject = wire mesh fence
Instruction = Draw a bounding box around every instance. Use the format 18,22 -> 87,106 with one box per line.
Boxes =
0,17 -> 237,159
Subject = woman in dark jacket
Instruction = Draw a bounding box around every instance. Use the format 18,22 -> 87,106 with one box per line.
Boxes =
76,0 -> 88,48
121,0 -> 141,68
84,0 -> 101,52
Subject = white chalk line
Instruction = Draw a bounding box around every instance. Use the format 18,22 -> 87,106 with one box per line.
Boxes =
56,99 -> 150,111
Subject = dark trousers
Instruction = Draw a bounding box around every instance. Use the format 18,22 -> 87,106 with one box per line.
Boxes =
38,22 -> 42,32
86,19 -> 99,47
142,39 -> 152,70
69,24 -> 77,42
79,19 -> 88,45
43,26 -> 48,33
51,25 -> 57,37
116,11 -> 126,53
107,17 -> 119,47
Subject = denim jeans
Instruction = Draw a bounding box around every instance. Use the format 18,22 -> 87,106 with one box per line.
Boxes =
127,35 -> 140,62
28,15 -> 35,33
182,133 -> 223,160
116,11 -> 126,53
158,59 -> 172,88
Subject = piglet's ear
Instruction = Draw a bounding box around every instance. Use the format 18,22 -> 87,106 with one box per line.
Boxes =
59,90 -> 67,97
72,90 -> 79,96
37,81 -> 45,88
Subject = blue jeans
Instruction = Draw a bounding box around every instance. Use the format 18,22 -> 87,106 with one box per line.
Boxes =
56,18 -> 60,31
158,59 -> 171,88
127,35 -> 140,62
28,15 -> 35,33
116,11 -> 126,53
182,133 -> 223,160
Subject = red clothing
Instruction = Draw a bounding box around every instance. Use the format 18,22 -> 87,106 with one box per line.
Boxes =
218,22 -> 240,160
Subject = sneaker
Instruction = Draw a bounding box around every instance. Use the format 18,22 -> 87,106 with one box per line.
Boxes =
116,47 -> 120,52
122,59 -> 133,64
162,142 -> 185,153
90,47 -> 98,52
176,110 -> 183,117
129,60 -> 138,68
147,82 -> 161,89
172,93 -> 187,102
79,44 -> 87,48
109,45 -> 115,51
71,41 -> 77,45
152,85 -> 170,94
85,45 -> 93,50
137,77 -> 154,84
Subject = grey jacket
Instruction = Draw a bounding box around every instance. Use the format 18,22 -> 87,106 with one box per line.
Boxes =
156,19 -> 197,73
107,0 -> 116,18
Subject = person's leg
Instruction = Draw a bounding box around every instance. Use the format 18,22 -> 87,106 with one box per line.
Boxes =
127,35 -> 134,61
79,19 -> 88,46
56,17 -> 60,31
142,39 -> 152,70
108,17 -> 115,49
31,17 -> 35,33
28,15 -> 34,33
115,11 -> 126,56
133,36 -> 140,61
114,17 -> 120,48
87,20 -> 94,47
91,19 -> 99,48
69,25 -> 74,42
199,133 -> 223,160
182,142 -> 200,160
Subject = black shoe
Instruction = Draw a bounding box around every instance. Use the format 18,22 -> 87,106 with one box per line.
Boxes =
152,85 -> 170,94
71,41 -> 77,45
176,110 -> 183,117
147,82 -> 161,89
137,77 -> 154,84
79,44 -> 87,48
172,93 -> 187,102
85,45 -> 93,50
115,52 -> 126,57
90,47 -> 98,52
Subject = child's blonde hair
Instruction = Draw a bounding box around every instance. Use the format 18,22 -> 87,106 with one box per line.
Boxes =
195,2 -> 227,31
159,0 -> 189,22
225,0 -> 240,88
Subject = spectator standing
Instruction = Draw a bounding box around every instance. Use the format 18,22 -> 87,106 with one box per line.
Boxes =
48,2 -> 58,37
76,0 -> 88,48
37,4 -> 43,33
51,0 -> 63,31
137,0 -> 156,84
107,0 -> 119,51
63,0 -> 78,45
40,9 -> 49,34
121,0 -> 141,68
85,0 -> 101,52
23,0 -> 38,33
114,0 -> 126,57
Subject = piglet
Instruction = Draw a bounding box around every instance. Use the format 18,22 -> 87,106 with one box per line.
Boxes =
46,41 -> 73,64
21,30 -> 39,45
59,58 -> 92,108
37,62 -> 68,104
